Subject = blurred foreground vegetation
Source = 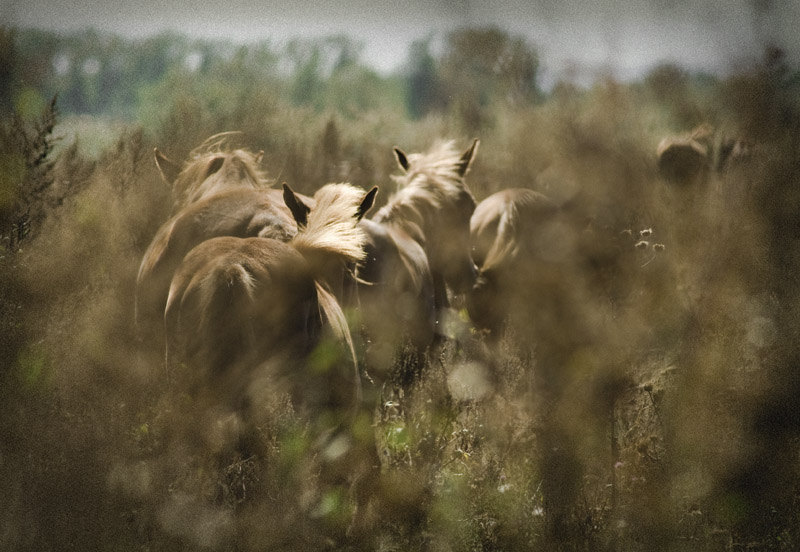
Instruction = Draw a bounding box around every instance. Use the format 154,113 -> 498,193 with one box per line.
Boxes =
2,26 -> 800,551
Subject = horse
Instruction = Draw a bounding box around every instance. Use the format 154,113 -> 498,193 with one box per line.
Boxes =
467,186 -> 639,362
467,188 -> 649,537
136,137 -> 314,339
356,139 -> 479,377
163,182 -> 380,543
163,182 -> 375,382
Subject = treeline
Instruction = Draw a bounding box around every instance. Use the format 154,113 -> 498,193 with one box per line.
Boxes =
1,27 -> 539,123
3,25 -> 752,133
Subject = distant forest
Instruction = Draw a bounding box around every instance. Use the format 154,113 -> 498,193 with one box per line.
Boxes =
1,26 -> 754,128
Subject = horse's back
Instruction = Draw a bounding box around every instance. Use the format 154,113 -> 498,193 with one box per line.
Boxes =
136,188 -> 304,333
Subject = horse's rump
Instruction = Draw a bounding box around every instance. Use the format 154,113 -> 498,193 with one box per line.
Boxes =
136,187 -> 312,334
164,236 -> 316,378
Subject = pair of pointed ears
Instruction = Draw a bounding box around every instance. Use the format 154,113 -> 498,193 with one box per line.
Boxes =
393,138 -> 480,177
282,184 -> 379,229
153,148 -> 265,186
154,148 -> 221,185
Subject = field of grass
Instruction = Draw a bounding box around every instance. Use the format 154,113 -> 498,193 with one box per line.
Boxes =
2,59 -> 799,551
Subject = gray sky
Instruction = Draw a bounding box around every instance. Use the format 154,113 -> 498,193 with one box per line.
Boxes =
3,0 -> 799,84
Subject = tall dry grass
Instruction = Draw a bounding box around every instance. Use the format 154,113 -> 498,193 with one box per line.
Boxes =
1,58 -> 799,551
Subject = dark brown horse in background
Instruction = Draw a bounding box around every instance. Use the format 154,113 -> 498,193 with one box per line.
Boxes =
136,135 -> 313,337
356,139 -> 479,376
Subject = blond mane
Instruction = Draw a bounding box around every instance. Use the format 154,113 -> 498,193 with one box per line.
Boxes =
291,183 -> 368,264
291,183 -> 369,416
390,140 -> 471,204
375,140 -> 476,240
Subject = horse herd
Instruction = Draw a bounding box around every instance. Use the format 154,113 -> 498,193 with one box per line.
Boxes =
135,135 -> 500,387
133,133 -> 577,536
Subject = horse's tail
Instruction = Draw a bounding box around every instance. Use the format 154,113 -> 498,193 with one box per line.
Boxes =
315,280 -> 362,418
205,263 -> 257,375
165,263 -> 256,376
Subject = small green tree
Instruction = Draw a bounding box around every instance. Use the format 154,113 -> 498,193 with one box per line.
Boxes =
404,37 -> 442,119
439,27 -> 541,131
0,95 -> 59,250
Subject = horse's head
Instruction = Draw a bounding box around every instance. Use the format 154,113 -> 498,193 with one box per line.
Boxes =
284,182 -> 377,303
155,133 -> 267,210
389,139 -> 480,294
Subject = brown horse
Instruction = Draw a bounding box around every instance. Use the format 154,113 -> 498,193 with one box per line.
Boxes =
163,183 -> 379,541
164,182 -> 375,381
356,139 -> 479,373
136,139 -> 313,336
467,187 -> 628,340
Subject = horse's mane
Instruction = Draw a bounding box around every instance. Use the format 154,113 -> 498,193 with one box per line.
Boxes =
189,131 -> 246,156
377,140 -> 475,228
291,183 -> 368,264
291,183 -> 367,418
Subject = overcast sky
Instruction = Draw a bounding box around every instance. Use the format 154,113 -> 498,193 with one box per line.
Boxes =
3,0 -> 799,85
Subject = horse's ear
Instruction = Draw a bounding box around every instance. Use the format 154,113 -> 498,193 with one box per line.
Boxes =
255,150 -> 264,165
283,183 -> 310,228
393,147 -> 410,172
154,148 -> 181,185
456,138 -> 480,177
206,156 -> 225,177
357,186 -> 378,221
